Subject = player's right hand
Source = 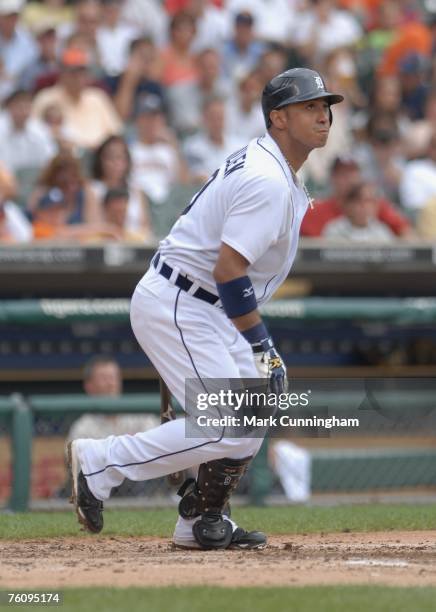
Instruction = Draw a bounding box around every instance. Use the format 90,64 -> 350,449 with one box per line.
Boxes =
252,344 -> 288,395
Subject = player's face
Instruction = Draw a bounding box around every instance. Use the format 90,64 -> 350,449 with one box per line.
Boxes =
282,99 -> 331,150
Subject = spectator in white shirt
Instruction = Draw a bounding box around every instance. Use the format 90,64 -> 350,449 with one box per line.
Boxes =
0,158 -> 27,243
32,46 -> 122,150
183,95 -> 244,182
121,0 -> 167,47
129,94 -> 188,204
399,131 -> 436,216
0,0 -> 38,100
354,115 -> 406,205
187,0 -> 230,53
0,199 -> 32,243
226,69 -> 264,142
290,0 -> 362,65
96,0 -> 139,78
0,161 -> 32,242
227,0 -> 297,45
59,354 -> 160,498
0,89 -> 56,173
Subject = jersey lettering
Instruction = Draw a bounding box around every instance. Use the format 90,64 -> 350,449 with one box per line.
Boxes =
224,146 -> 247,178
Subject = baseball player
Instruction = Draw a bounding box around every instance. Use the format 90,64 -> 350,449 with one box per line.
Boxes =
68,68 -> 343,550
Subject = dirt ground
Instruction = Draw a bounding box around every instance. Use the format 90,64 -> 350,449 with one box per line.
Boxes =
1,532 -> 436,589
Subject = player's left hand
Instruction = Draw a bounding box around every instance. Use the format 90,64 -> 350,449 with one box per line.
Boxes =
253,345 -> 288,395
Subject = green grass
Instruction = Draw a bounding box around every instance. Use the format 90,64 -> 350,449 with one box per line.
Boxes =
1,504 -> 436,540
1,586 -> 435,612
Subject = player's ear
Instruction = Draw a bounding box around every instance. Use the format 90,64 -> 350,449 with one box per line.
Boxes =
269,108 -> 287,130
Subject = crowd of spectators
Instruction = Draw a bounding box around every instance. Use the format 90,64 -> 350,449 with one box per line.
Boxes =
0,0 -> 435,245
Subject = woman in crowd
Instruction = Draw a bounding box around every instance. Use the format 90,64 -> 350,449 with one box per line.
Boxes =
90,134 -> 153,238
159,12 -> 198,88
28,150 -> 100,224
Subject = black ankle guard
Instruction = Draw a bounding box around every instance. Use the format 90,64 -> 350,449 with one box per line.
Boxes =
178,456 -> 252,519
192,512 -> 233,549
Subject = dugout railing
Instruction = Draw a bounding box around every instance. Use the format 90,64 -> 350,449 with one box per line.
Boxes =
1,297 -> 436,382
2,389 -> 436,512
0,392 -> 275,512
1,296 -> 436,511
1,297 -> 436,324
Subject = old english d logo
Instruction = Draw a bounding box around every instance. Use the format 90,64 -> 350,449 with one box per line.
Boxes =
314,76 -> 324,90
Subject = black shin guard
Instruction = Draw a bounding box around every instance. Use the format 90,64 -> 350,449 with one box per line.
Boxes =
177,456 -> 252,549
178,456 -> 252,519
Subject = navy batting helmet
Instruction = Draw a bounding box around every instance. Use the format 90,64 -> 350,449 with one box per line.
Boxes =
262,67 -> 344,128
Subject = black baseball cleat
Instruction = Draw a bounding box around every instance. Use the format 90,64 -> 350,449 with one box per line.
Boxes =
67,440 -> 104,534
229,527 -> 267,550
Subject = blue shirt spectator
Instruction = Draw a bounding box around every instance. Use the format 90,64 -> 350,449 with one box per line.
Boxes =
221,12 -> 265,82
0,0 -> 38,100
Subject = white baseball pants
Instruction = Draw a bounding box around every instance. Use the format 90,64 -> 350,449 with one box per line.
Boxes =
76,266 -> 264,501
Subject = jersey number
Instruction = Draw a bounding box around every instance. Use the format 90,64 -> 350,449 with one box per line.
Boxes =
181,169 -> 219,215
181,146 -> 247,215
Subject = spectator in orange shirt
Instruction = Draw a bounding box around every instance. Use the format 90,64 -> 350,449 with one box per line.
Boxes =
32,186 -> 121,241
301,156 -> 411,238
160,12 -> 198,87
32,187 -> 70,240
338,0 -> 423,29
377,0 -> 432,76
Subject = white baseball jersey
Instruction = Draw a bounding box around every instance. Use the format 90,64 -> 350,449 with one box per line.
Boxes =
143,132 -> 310,305
79,131 -> 309,518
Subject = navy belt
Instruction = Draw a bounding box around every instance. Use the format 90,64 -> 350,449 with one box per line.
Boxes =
153,253 -> 219,306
